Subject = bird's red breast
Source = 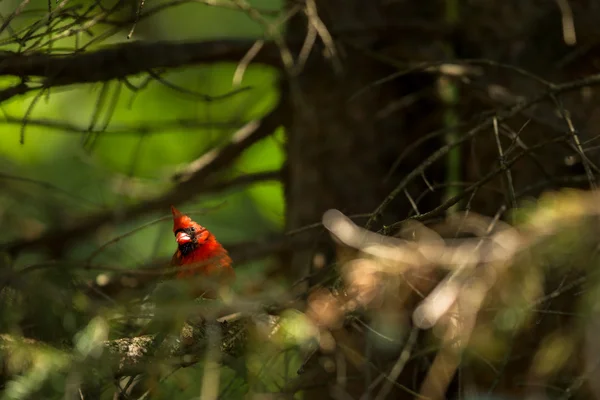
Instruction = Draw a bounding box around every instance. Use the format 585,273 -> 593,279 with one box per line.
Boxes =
170,205 -> 234,297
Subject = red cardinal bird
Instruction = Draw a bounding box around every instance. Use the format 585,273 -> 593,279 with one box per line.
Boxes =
170,205 -> 234,298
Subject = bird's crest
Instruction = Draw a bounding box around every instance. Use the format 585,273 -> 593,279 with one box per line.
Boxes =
171,205 -> 194,233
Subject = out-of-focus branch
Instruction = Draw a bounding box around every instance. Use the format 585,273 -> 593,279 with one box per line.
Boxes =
171,120 -> 279,183
2,99 -> 287,257
0,315 -> 257,379
104,317 -> 251,377
0,40 -> 282,88
84,231 -> 313,300
200,170 -> 281,194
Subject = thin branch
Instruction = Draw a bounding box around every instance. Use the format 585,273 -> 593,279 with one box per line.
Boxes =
366,73 -> 600,229
0,114 -> 244,136
493,116 -> 517,208
2,100 -> 287,256
374,327 -> 419,400
381,135 -> 567,234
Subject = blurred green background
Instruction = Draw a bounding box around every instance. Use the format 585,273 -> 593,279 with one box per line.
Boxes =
0,0 -> 295,398
0,0 -> 284,273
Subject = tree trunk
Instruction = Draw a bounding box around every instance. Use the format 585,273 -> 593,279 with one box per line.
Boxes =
281,1 -> 444,398
282,0 -> 443,284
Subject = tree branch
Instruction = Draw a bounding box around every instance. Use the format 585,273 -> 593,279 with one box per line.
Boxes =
0,316 -> 254,379
104,316 -> 252,377
2,98 -> 288,257
0,40 -> 282,88
82,230 -> 314,301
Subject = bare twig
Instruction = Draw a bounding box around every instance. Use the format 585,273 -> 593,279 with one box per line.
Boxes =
493,116 -> 517,208
374,327 -> 419,400
2,100 -> 286,256
367,72 -> 600,229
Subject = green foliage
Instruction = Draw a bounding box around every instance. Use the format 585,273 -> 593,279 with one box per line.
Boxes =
77,64 -> 280,178
237,127 -> 285,227
1,338 -> 70,400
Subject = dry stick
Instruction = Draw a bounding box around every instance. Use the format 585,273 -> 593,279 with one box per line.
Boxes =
382,64 -> 596,184
465,77 -> 578,140
384,120 -> 475,183
360,374 -> 386,400
295,17 -> 318,73
413,204 -> 506,329
407,172 -> 592,229
404,123 -> 548,217
349,58 -> 553,103
384,135 -> 567,233
303,0 -> 342,74
366,72 -> 600,230
366,102 -> 523,229
231,0 -> 296,74
127,0 -> 146,39
405,189 -> 420,216
493,117 -> 517,209
406,182 -> 502,221
374,327 -> 419,400
356,342 -> 432,400
499,120 -> 554,181
233,39 -> 265,86
417,206 -> 507,400
455,187 -> 481,238
422,172 -> 435,192
549,93 -> 598,190
555,0 -> 577,45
